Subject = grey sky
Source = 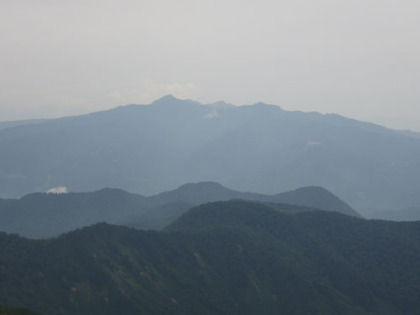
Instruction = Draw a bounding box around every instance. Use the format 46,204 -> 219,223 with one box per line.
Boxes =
1,0 -> 419,131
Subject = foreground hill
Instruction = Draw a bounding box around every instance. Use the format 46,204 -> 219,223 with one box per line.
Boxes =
1,96 -> 420,216
0,200 -> 419,314
0,182 -> 359,238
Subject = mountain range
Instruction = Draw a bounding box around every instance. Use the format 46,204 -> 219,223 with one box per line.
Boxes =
0,182 -> 359,239
1,95 -> 420,217
2,96 -> 420,314
0,200 -> 419,314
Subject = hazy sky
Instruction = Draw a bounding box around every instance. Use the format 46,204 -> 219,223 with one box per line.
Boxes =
1,0 -> 419,131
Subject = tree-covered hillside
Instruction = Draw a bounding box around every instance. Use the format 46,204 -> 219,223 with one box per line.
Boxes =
0,306 -> 41,315
0,200 -> 419,314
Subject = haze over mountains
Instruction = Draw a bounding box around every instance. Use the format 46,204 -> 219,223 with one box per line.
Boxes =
1,95 -> 420,217
0,182 -> 359,239
1,95 -> 420,314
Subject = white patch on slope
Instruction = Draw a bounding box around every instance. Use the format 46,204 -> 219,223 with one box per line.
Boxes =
46,186 -> 68,194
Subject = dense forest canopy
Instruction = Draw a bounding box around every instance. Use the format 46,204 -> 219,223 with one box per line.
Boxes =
0,200 -> 419,314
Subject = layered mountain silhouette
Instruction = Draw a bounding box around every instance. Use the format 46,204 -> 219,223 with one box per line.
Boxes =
0,182 -> 359,239
1,95 -> 420,216
0,200 -> 419,314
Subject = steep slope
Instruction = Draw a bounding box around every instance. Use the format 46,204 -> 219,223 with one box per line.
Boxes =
1,95 -> 420,215
268,186 -> 359,217
0,182 -> 359,238
0,201 -> 419,314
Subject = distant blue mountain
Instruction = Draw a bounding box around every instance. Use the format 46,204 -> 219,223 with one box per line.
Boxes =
1,95 -> 420,216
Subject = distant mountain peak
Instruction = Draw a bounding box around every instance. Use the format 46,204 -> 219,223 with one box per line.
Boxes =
151,94 -> 200,107
251,101 -> 283,110
152,94 -> 177,103
175,181 -> 229,192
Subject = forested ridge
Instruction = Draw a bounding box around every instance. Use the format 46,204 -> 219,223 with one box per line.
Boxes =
0,306 -> 40,315
0,182 -> 358,239
0,200 -> 419,314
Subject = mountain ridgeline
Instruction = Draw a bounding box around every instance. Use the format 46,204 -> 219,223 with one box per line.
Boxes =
0,200 -> 419,315
0,182 -> 359,239
1,95 -> 420,216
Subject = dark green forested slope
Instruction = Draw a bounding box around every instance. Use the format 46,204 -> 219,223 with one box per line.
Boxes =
0,306 -> 41,315
0,201 -> 419,314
